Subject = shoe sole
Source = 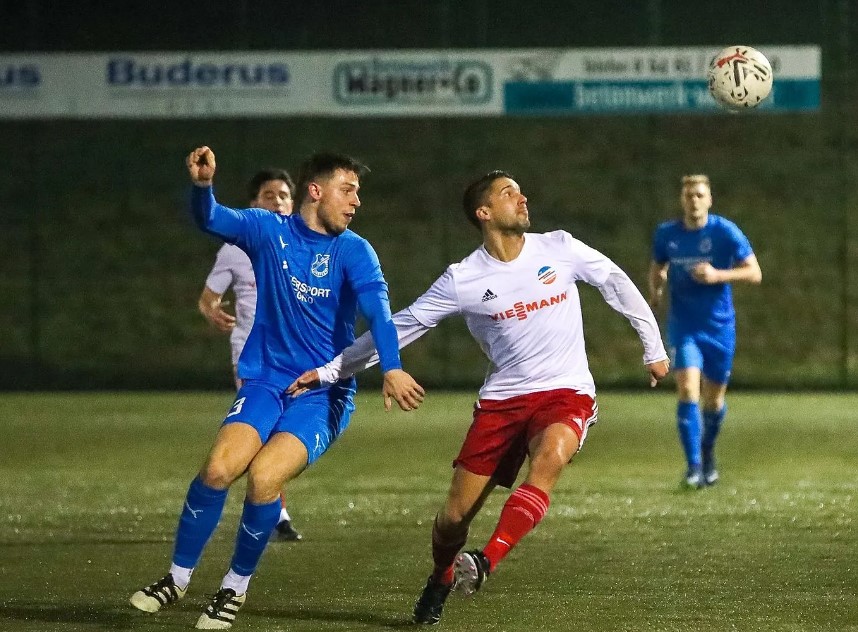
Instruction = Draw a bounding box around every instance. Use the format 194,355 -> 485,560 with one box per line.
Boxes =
129,592 -> 162,613
453,553 -> 481,596
130,589 -> 185,613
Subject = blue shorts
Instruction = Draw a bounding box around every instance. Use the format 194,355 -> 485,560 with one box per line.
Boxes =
222,379 -> 356,465
669,331 -> 734,385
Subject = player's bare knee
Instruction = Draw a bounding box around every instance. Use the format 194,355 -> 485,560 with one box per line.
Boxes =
199,458 -> 240,489
702,391 -> 726,411
439,499 -> 476,530
245,464 -> 283,504
677,386 -> 699,402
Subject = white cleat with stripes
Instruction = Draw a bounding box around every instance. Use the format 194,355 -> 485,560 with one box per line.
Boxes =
129,573 -> 187,612
195,588 -> 246,629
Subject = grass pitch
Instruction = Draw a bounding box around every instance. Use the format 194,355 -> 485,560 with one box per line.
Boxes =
0,390 -> 855,631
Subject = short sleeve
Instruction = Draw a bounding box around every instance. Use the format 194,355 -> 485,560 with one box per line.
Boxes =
407,267 -> 461,327
652,225 -> 669,264
204,245 -> 237,294
724,221 -> 753,262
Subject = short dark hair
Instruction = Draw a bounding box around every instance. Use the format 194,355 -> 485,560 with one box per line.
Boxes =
461,170 -> 515,229
247,168 -> 295,201
295,152 -> 370,207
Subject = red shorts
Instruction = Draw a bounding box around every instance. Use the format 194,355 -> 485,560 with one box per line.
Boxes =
453,389 -> 598,488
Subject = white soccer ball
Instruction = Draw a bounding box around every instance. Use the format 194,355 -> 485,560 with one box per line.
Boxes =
708,45 -> 773,110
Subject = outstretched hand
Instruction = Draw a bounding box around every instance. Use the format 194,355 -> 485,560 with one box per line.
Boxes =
647,358 -> 670,387
286,369 -> 321,397
382,369 -> 425,412
186,146 -> 216,185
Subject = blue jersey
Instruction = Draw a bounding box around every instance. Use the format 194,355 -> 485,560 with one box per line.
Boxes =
191,185 -> 401,386
652,214 -> 753,337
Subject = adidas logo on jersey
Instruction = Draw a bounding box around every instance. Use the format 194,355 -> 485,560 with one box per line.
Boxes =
481,289 -> 498,302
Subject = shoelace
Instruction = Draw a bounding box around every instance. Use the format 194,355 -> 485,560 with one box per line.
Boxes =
204,590 -> 235,613
146,576 -> 178,601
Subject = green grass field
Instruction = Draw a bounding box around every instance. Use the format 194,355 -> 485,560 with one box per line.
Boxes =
0,391 -> 855,632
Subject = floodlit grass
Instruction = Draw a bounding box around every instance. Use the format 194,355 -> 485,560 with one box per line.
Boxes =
0,391 -> 855,631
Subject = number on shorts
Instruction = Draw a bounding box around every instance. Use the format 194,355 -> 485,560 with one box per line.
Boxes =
226,396 -> 246,418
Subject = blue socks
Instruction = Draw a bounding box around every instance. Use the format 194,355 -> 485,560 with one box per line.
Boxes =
229,498 -> 282,576
677,401 -> 702,470
170,477 -> 283,583
173,477 -> 228,569
702,405 -> 727,463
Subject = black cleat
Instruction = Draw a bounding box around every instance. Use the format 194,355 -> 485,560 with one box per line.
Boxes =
412,576 -> 454,625
453,550 -> 491,596
270,519 -> 303,542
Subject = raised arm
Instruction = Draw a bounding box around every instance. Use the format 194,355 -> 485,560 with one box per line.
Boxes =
186,146 -> 261,246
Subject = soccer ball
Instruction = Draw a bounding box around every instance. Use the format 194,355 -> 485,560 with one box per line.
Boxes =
708,45 -> 773,110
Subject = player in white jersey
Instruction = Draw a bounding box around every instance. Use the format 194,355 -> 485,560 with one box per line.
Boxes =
198,169 -> 302,542
287,170 -> 670,624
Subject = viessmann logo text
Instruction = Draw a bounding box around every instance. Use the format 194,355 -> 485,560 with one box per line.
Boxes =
107,57 -> 290,89
334,57 -> 492,105
491,292 -> 568,322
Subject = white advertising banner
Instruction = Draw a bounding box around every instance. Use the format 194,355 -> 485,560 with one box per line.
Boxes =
0,47 -> 820,119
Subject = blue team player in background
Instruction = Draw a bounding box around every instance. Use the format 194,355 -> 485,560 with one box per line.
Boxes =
131,146 -> 425,630
649,174 -> 762,489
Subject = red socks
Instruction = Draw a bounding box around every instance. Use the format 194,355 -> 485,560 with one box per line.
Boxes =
482,484 -> 550,572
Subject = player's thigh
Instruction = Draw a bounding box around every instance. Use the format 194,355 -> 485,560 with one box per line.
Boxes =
674,367 -> 702,401
222,381 -> 284,441
275,383 -> 356,466
671,335 -> 704,399
245,432 -> 309,503
441,465 -> 496,526
699,336 -> 735,390
201,422 -> 263,488
528,424 -> 580,468
454,397 -> 530,489
670,335 -> 703,370
528,389 -> 597,458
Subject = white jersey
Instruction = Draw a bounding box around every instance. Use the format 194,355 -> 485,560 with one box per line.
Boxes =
322,231 -> 667,400
204,243 -> 257,365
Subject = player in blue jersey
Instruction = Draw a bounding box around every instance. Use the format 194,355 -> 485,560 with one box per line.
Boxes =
130,146 -> 425,630
197,168 -> 303,542
649,174 -> 761,489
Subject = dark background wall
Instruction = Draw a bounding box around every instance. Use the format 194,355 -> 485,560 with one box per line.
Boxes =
1,0 -> 856,390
